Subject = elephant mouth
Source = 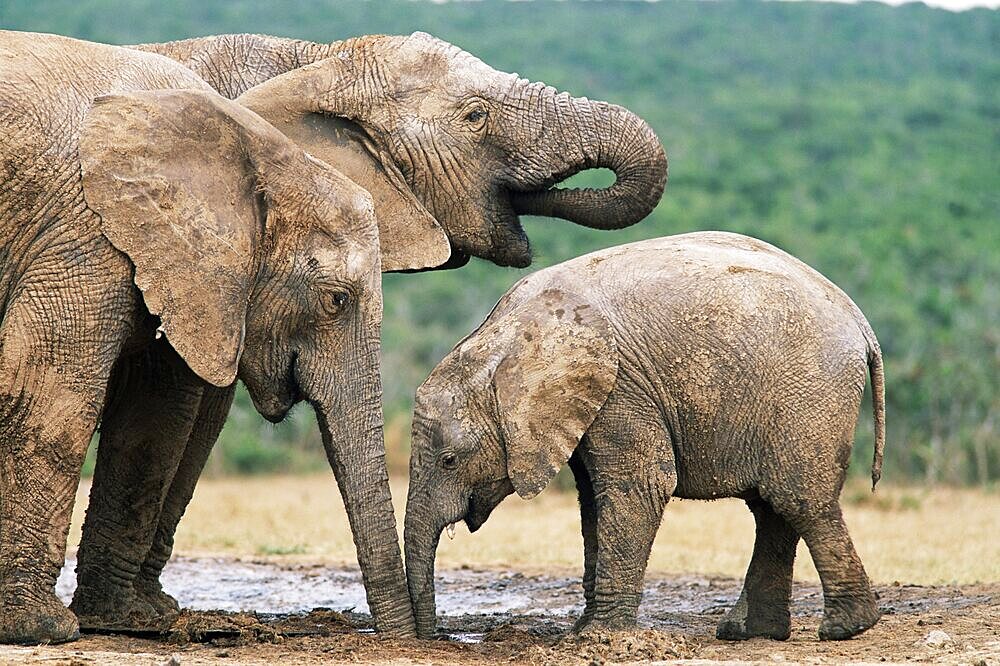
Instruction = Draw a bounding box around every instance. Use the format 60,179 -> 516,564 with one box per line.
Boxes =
257,352 -> 301,424
463,479 -> 514,532
490,188 -> 532,269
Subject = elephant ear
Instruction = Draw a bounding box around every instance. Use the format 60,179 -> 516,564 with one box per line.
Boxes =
492,288 -> 619,499
80,89 -> 266,387
238,84 -> 451,272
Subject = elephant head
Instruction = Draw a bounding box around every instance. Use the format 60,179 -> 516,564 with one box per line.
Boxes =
403,282 -> 619,637
78,90 -> 413,635
236,32 -> 667,270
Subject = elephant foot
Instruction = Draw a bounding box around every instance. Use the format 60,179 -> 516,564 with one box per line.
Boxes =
716,601 -> 791,641
574,613 -> 638,635
818,594 -> 880,641
571,611 -> 594,633
70,584 -> 172,632
0,593 -> 80,645
135,579 -> 180,617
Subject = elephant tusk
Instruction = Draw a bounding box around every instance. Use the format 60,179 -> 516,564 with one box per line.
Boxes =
445,523 -> 456,540
155,325 -> 165,340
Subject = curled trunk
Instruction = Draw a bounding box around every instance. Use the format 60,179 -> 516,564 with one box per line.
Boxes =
512,96 -> 667,230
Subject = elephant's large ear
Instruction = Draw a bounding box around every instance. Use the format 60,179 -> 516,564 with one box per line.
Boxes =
80,89 -> 266,387
238,83 -> 451,273
492,288 -> 618,499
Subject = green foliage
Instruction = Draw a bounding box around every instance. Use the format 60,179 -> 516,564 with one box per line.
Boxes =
8,0 -> 995,484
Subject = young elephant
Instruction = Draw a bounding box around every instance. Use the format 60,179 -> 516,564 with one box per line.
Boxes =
405,232 -> 886,641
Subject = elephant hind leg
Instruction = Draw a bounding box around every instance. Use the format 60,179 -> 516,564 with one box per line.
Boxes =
0,376 -> 98,644
71,342 -> 203,631
716,497 -> 798,641
771,495 -> 879,641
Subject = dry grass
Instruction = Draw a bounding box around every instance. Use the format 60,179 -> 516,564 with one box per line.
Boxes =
68,475 -> 999,585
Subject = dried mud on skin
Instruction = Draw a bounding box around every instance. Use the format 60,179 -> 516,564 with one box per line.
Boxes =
3,567 -> 999,665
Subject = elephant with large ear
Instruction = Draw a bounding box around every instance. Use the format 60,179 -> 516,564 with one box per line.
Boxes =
0,32 -> 412,643
71,30 -> 669,630
136,31 -> 668,269
404,232 -> 886,641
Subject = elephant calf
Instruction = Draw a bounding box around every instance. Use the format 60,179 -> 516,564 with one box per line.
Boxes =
404,232 -> 886,641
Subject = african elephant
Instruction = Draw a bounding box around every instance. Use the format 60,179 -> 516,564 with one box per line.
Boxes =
72,30 -> 669,630
0,31 -> 412,643
404,232 -> 886,641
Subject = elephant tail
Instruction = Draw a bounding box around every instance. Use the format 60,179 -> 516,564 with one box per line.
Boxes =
865,332 -> 886,491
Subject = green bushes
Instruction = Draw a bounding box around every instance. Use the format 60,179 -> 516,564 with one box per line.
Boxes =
10,0 -> 994,483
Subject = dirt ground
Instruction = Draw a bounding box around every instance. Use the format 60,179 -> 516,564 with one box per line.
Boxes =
5,477 -> 993,664
3,558 -> 997,665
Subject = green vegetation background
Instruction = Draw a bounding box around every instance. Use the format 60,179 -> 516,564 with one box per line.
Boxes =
3,0 -> 997,484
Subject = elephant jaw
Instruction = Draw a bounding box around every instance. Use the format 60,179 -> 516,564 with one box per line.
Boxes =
244,352 -> 300,424
464,478 -> 514,532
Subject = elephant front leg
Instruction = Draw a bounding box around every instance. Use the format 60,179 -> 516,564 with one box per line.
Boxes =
0,283 -> 127,644
716,497 -> 799,641
0,382 -> 101,645
71,343 -> 204,631
134,383 -> 235,615
573,398 -> 676,632
569,449 -> 598,631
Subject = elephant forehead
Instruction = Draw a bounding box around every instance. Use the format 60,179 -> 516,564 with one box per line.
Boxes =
309,239 -> 378,277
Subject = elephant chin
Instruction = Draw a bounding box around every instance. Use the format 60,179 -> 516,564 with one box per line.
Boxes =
464,480 -> 513,532
488,193 -> 532,268
245,355 -> 301,423
249,390 -> 296,424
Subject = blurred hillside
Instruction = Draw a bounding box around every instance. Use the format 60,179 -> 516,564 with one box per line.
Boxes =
3,0 -> 997,484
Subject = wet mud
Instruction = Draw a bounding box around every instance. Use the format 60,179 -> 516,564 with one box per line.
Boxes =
1,556 -> 995,664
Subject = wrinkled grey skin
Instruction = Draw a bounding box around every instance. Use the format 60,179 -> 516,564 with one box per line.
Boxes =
72,30 -> 668,631
0,32 -> 412,643
405,232 -> 886,642
135,31 -> 668,267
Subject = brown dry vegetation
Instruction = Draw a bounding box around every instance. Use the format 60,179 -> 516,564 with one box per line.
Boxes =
66,475 -> 999,585
1,475 -> 995,665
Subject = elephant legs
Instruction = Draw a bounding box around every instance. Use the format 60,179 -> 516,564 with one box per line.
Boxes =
569,448 -> 598,632
572,396 -> 676,632
71,342 -> 204,631
0,271 -> 130,644
787,501 -> 879,640
135,383 -> 235,614
716,497 -> 799,641
0,368 -> 101,644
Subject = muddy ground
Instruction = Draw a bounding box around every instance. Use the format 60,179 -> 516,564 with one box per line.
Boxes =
1,556 -> 996,665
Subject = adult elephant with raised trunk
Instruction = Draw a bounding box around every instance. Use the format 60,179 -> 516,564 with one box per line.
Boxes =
73,30 -> 667,632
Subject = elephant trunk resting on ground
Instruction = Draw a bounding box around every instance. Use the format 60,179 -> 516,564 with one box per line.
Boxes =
404,232 -> 885,641
70,30 -> 668,632
0,31 -> 412,643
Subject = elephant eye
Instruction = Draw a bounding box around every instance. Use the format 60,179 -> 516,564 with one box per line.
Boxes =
441,453 -> 458,470
329,290 -> 350,314
463,107 -> 487,127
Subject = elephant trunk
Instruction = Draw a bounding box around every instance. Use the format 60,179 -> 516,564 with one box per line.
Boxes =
311,344 -> 416,637
511,95 -> 667,230
403,484 -> 443,639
